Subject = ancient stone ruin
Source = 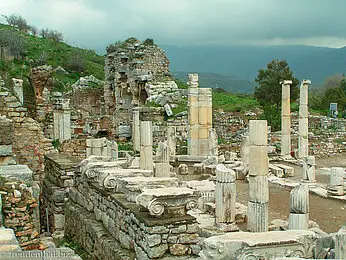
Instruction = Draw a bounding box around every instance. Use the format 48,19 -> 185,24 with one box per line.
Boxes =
0,37 -> 346,260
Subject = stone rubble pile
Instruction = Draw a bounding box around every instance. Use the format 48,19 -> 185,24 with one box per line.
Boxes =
71,75 -> 104,89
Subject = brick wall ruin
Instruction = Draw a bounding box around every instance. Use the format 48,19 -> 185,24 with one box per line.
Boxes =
0,88 -> 55,177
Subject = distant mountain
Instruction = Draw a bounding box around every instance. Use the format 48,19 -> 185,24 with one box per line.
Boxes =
162,44 -> 346,93
172,71 -> 254,94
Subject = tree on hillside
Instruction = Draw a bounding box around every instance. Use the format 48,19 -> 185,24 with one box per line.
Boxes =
254,59 -> 299,109
254,59 -> 299,130
39,28 -> 63,42
320,87 -> 346,112
2,14 -> 30,33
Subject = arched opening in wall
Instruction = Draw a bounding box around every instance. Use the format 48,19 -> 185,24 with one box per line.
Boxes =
139,88 -> 148,106
119,72 -> 128,82
23,77 -> 37,118
95,130 -> 110,138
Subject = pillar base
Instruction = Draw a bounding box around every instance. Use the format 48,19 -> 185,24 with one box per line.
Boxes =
247,201 -> 268,232
289,213 -> 308,230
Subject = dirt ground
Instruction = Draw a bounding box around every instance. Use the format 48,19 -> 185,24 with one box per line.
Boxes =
236,154 -> 346,233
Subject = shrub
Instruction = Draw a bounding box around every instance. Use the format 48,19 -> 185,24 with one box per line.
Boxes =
0,30 -> 26,58
64,51 -> 86,73
143,38 -> 155,46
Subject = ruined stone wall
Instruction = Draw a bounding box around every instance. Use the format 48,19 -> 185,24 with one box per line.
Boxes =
0,176 -> 40,250
41,154 -> 80,236
66,88 -> 103,117
65,174 -> 200,259
0,89 -> 55,177
58,138 -> 87,159
0,116 -> 15,165
104,39 -> 170,133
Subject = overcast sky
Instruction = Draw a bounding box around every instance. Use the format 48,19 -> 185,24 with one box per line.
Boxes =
1,0 -> 346,53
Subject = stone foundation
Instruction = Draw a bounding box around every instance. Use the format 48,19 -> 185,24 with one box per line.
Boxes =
41,154 -> 81,236
65,173 -> 200,259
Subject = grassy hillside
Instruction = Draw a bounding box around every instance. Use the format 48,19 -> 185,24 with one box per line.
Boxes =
0,23 -> 104,90
175,78 -> 259,112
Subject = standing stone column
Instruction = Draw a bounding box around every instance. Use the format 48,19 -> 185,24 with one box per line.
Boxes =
155,142 -> 171,177
328,167 -> 344,196
188,73 -> 199,156
215,164 -> 236,224
281,80 -> 292,158
53,98 -> 71,141
335,226 -> 346,259
301,156 -> 317,187
12,78 -> 23,105
198,88 -> 213,155
289,184 -> 309,230
187,73 -> 213,156
167,126 -> 176,158
298,80 -> 311,158
132,108 -> 140,152
140,121 -> 153,171
241,135 -> 250,165
247,120 -> 269,232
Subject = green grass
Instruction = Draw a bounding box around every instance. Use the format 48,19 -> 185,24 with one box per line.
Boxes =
0,23 -> 104,93
212,90 -> 259,112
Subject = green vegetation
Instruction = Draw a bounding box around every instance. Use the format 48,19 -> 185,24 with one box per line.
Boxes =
309,74 -> 346,116
254,59 -> 299,130
0,22 -> 104,93
118,143 -> 133,151
212,89 -> 259,112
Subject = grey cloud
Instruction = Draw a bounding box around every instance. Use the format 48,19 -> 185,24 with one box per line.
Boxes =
1,0 -> 346,52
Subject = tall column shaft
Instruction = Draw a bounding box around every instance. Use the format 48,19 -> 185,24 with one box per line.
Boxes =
187,73 -> 213,156
167,126 -> 176,158
188,74 -> 199,156
155,142 -> 170,177
132,109 -> 140,152
140,121 -> 153,171
53,99 -> 71,141
298,80 -> 311,158
281,80 -> 292,157
247,120 -> 269,232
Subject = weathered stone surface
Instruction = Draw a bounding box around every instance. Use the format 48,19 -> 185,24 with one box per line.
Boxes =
118,176 -> 179,202
298,80 -> 311,158
0,165 -> 33,182
335,226 -> 346,260
215,164 -> 236,224
169,243 -> 189,256
136,187 -> 197,217
178,164 -> 188,175
0,227 -> 21,252
247,201 -> 268,232
200,230 -> 317,260
140,121 -> 153,171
